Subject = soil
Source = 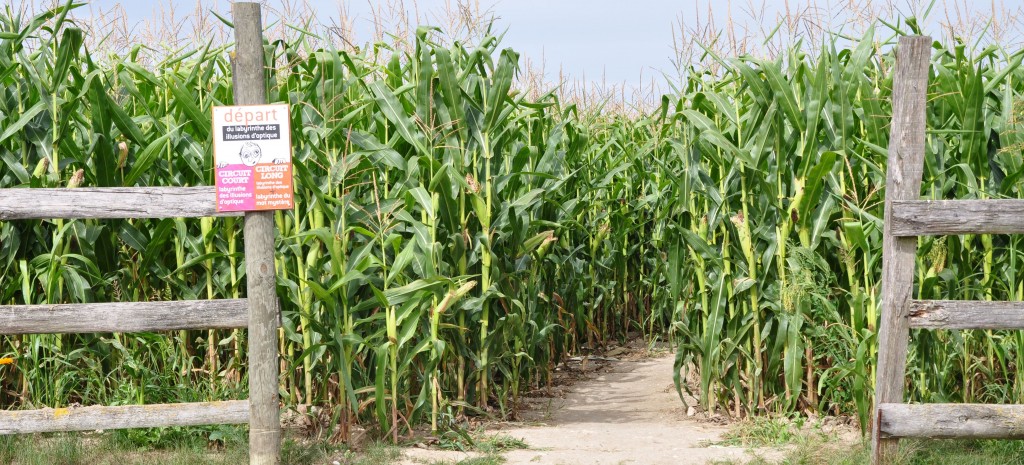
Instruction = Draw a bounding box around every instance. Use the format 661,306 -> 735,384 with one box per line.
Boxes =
400,343 -> 785,465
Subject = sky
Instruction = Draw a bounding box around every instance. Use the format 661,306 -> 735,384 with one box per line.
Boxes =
82,0 -> 1024,88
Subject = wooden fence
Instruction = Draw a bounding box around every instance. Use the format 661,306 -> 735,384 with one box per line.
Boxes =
0,4 -> 281,464
874,35 -> 1024,464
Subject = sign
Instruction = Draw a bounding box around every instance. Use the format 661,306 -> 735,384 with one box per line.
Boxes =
212,104 -> 294,212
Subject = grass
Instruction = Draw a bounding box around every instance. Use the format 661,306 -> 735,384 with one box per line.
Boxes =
715,416 -> 806,448
393,428 -> 528,465
345,442 -> 403,465
472,435 -> 528,454
735,440 -> 1024,465
40,416 -> 1024,465
0,432 -> 248,465
0,427 -> 359,465
280,437 -> 341,465
709,418 -> 1024,465
427,456 -> 505,465
435,428 -> 529,454
330,441 -> 507,465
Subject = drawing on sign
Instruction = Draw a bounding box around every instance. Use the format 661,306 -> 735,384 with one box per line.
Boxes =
239,142 -> 262,166
212,104 -> 294,212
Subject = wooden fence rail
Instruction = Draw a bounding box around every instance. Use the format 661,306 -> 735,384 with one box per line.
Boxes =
0,187 -> 235,220
890,199 -> 1024,236
0,401 -> 250,435
0,299 -> 251,334
908,300 -> 1024,330
878,403 -> 1024,439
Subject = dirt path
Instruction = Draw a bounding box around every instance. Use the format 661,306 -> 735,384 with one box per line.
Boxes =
402,352 -> 776,465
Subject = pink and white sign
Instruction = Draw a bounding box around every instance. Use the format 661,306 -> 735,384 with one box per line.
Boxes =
212,104 -> 294,212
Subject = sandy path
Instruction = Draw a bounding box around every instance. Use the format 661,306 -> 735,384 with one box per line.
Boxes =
402,352 -> 772,465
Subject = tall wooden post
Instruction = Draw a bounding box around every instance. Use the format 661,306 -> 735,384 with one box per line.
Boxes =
872,35 -> 930,465
232,3 -> 281,464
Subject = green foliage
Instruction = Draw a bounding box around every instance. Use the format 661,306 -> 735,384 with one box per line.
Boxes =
0,432 -> 250,465
279,438 -> 339,465
4,0 -> 1024,445
0,0 -> 672,443
347,442 -> 402,465
718,438 -> 1024,465
435,429 -> 527,454
717,420 -> 1024,465
430,456 -> 506,465
667,22 -> 1024,433
902,440 -> 1024,465
473,435 -> 528,454
108,425 -> 245,451
718,416 -> 803,447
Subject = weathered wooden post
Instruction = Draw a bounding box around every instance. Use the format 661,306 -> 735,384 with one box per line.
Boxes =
232,3 -> 282,464
872,35 -> 930,465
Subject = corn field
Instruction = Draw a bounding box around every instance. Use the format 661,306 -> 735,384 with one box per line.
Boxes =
2,1 -> 1024,440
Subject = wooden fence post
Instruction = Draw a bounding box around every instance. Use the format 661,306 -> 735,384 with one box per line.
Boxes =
872,35 -> 931,465
231,3 -> 282,464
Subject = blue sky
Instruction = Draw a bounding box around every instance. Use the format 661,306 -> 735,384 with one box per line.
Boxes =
84,0 -> 1024,87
